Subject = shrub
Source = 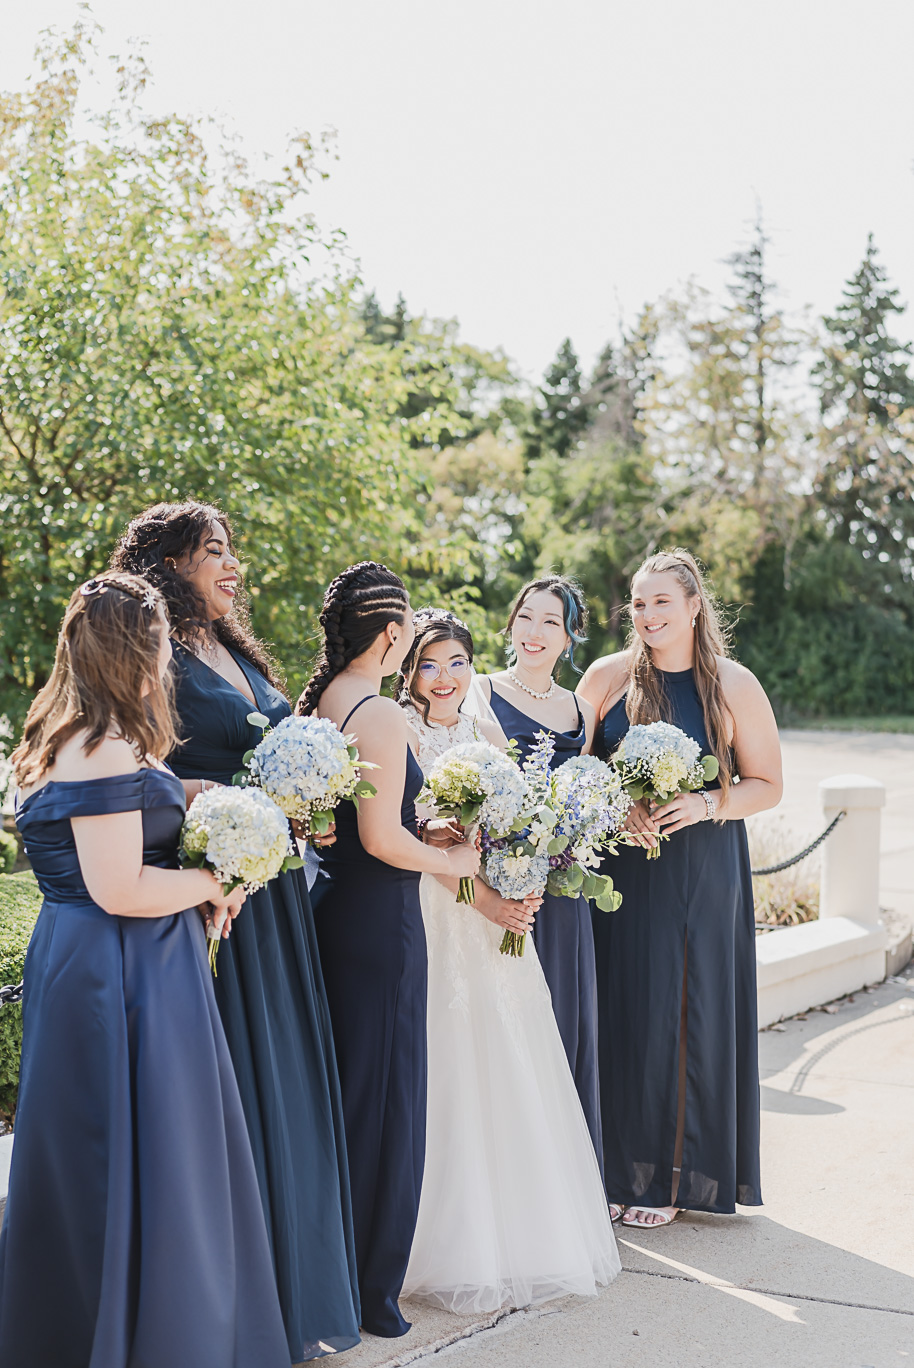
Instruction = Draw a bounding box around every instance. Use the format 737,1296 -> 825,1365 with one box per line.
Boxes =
0,831 -> 16,875
747,817 -> 820,928
0,872 -> 42,1127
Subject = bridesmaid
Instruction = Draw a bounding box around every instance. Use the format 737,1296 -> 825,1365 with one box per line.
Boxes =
577,549 -> 782,1227
297,563 -> 479,1338
111,505 -> 361,1362
476,575 -> 603,1162
0,572 -> 289,1368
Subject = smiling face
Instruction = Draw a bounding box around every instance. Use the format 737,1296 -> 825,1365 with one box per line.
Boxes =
630,570 -> 700,651
510,589 -> 570,673
175,519 -> 241,622
411,636 -> 472,722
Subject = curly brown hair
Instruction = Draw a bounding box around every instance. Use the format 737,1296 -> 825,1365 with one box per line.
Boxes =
12,573 -> 177,788
395,610 -> 474,724
110,501 -> 284,691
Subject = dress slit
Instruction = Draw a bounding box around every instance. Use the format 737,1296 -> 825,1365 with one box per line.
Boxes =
670,938 -> 688,1206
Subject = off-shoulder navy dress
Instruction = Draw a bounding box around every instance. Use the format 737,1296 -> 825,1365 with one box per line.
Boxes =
487,685 -> 603,1166
0,770 -> 290,1368
311,698 -> 428,1339
168,645 -> 360,1361
594,669 -> 762,1213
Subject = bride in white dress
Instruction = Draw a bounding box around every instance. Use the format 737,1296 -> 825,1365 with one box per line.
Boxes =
399,610 -> 619,1315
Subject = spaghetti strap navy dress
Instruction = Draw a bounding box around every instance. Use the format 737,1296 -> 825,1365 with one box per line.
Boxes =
594,668 -> 762,1213
311,697 -> 427,1339
487,685 -> 603,1166
0,770 -> 290,1368
168,645 -> 361,1362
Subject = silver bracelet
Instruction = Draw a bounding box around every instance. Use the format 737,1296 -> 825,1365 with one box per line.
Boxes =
698,789 -> 717,822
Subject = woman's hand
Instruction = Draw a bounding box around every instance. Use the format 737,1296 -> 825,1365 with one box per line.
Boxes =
476,884 -> 540,934
291,816 -> 337,848
624,798 -> 661,850
201,883 -> 247,940
652,792 -> 709,835
443,842 -> 482,880
422,817 -> 466,849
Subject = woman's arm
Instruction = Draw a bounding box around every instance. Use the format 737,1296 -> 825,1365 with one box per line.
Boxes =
577,693 -> 597,757
576,652 -> 630,720
353,698 -> 479,879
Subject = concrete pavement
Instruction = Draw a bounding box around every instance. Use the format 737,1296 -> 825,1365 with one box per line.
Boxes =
335,970 -> 914,1368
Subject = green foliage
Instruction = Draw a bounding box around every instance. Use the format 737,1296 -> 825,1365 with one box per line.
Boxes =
0,871 -> 42,1127
0,832 -> 16,875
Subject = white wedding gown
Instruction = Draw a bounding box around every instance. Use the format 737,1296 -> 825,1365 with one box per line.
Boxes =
402,709 -> 620,1315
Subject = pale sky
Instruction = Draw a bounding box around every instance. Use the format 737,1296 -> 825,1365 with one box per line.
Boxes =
5,0 -> 914,382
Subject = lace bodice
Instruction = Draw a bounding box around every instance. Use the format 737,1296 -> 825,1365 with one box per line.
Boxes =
405,707 -> 481,775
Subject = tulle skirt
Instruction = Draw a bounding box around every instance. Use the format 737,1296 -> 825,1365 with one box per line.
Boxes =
402,874 -> 619,1316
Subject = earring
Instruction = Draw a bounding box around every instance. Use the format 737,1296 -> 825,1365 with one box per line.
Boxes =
165,557 -> 177,572
691,616 -> 697,628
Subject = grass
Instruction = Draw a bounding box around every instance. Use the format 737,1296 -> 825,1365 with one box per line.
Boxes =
779,716 -> 914,735
747,816 -> 820,928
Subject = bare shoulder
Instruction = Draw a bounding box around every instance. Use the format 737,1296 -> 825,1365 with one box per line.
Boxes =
478,717 -> 508,749
578,650 -> 632,701
53,733 -> 141,783
353,695 -> 407,731
717,656 -> 769,705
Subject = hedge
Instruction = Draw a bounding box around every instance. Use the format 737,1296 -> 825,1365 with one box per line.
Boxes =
0,832 -> 16,876
0,872 -> 42,1127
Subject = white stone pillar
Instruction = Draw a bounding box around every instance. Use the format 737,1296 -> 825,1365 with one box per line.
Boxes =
819,774 -> 886,922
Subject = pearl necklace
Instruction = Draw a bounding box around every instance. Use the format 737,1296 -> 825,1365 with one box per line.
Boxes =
507,667 -> 556,701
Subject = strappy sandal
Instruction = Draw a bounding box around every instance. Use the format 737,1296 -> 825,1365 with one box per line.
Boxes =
621,1206 -> 680,1229
609,1204 -> 626,1224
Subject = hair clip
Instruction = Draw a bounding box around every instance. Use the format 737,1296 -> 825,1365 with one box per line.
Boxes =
79,579 -> 106,598
414,607 -> 469,630
141,588 -> 158,611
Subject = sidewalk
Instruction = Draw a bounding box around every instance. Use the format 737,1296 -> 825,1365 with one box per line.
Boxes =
332,971 -> 914,1368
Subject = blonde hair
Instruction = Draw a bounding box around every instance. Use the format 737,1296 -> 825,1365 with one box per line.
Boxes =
626,549 -> 733,802
12,573 -> 177,788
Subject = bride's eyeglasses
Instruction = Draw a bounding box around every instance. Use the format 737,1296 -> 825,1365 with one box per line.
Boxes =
416,656 -> 470,682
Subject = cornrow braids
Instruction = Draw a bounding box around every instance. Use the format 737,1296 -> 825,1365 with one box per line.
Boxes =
297,562 -> 410,716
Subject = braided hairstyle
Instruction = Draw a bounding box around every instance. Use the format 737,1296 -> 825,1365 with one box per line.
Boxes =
396,609 -> 474,724
297,562 -> 411,716
110,501 -> 284,690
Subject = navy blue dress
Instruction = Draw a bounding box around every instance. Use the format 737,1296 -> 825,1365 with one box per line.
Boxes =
594,669 -> 762,1213
311,698 -> 427,1339
168,646 -> 360,1361
487,685 -> 603,1167
0,770 -> 290,1368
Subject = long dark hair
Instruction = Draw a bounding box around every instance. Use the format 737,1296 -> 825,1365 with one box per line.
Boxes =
110,501 -> 284,690
12,572 -> 177,787
626,548 -> 733,803
396,609 -> 474,724
504,574 -> 588,674
297,562 -> 410,716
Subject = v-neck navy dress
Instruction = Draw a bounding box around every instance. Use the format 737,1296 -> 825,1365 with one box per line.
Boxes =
0,770 -> 290,1368
168,646 -> 361,1362
487,684 -> 603,1167
593,669 -> 762,1213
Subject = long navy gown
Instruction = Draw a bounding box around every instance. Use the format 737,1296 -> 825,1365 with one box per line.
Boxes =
487,685 -> 603,1166
594,668 -> 762,1213
0,770 -> 290,1368
168,645 -> 361,1362
311,698 -> 427,1339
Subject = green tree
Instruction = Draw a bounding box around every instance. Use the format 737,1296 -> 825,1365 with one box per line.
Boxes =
0,25 -> 463,729
813,235 -> 914,565
525,337 -> 590,463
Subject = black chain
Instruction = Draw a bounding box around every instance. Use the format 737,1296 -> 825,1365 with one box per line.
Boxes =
751,810 -> 846,877
0,983 -> 23,1006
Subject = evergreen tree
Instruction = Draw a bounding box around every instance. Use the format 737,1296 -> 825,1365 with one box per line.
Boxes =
525,338 -> 590,462
814,236 -> 914,562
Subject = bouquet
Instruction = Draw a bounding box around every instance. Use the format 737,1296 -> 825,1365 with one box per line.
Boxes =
179,786 -> 302,972
235,712 -> 377,842
419,739 -> 530,906
492,734 -> 630,957
612,721 -> 719,859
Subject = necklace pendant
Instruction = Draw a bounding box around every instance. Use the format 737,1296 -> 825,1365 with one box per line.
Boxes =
507,667 -> 556,701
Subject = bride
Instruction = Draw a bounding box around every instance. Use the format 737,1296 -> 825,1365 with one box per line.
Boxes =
399,609 -> 619,1315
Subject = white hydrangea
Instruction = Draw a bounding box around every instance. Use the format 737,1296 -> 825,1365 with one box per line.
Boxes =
180,786 -> 292,893
614,721 -> 707,799
247,714 -> 369,825
422,740 -> 529,835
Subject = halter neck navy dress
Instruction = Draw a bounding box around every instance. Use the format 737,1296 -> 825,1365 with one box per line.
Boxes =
311,697 -> 427,1339
594,669 -> 762,1213
487,684 -> 603,1167
0,770 -> 289,1368
168,646 -> 360,1361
